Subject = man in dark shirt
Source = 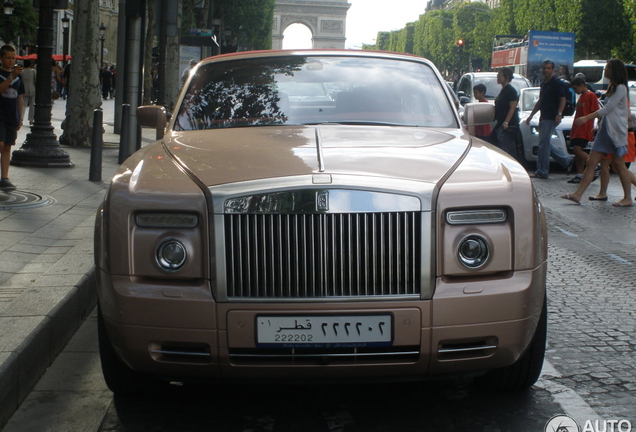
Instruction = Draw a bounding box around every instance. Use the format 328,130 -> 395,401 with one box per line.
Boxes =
492,67 -> 520,156
525,59 -> 573,178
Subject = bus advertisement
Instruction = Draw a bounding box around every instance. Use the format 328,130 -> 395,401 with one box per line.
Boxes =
492,30 -> 575,85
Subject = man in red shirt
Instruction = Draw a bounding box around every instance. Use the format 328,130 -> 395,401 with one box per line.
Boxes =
567,76 -> 599,183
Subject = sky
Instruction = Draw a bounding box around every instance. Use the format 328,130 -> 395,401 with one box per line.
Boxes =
282,0 -> 427,50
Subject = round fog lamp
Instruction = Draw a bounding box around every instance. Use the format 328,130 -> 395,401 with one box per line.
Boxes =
458,235 -> 489,268
156,238 -> 187,271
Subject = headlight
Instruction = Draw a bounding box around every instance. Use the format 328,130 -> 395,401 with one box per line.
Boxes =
457,234 -> 489,268
156,238 -> 187,271
136,212 -> 199,228
446,209 -> 506,225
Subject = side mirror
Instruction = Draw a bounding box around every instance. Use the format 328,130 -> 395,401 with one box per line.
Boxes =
137,105 -> 167,139
464,102 -> 494,136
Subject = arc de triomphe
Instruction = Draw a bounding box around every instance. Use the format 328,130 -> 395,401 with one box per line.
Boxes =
273,0 -> 352,49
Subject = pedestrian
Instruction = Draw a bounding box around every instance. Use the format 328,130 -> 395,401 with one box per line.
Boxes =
557,64 -> 571,82
20,58 -> 36,126
0,45 -> 25,191
574,72 -> 595,93
525,59 -> 574,178
567,76 -> 600,184
109,65 -> 116,99
588,100 -> 636,201
62,62 -> 71,100
490,67 -> 519,157
100,65 -> 113,100
561,59 -> 633,206
472,83 -> 492,141
51,61 -> 63,99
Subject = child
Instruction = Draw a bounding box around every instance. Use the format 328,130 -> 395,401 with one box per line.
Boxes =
472,83 -> 492,141
0,45 -> 24,191
567,76 -> 599,184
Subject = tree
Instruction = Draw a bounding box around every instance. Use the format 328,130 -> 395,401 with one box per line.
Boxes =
376,31 -> 391,51
142,0 -> 156,105
491,0 -> 517,35
216,0 -> 276,51
578,0 -> 631,59
59,0 -> 102,147
395,23 -> 416,54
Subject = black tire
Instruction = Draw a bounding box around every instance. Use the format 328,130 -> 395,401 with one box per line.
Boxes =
514,131 -> 533,170
476,296 -> 547,391
98,303 -> 163,395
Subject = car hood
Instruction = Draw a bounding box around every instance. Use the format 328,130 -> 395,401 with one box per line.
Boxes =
162,125 -> 470,186
520,113 -> 574,131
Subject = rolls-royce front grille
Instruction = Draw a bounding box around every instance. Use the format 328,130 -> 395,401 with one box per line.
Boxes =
224,212 -> 421,298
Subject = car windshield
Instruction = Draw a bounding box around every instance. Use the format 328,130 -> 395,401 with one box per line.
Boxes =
629,83 -> 636,107
479,76 -> 529,99
521,88 -> 540,112
174,55 -> 457,130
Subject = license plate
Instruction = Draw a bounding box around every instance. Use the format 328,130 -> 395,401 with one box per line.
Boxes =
256,314 -> 392,348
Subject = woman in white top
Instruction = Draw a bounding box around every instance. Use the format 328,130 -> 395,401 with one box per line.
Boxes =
562,58 -> 633,207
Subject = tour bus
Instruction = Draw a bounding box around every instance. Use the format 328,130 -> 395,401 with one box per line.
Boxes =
573,60 -> 636,91
492,31 -> 575,86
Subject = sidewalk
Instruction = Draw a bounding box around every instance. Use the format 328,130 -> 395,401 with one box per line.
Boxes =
0,98 -> 153,427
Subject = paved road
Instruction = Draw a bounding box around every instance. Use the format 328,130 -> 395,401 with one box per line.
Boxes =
3,169 -> 636,432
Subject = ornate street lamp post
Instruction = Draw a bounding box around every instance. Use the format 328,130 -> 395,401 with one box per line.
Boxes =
99,23 -> 105,69
2,1 -> 13,43
61,13 -> 70,67
10,0 -> 73,168
3,0 -> 13,14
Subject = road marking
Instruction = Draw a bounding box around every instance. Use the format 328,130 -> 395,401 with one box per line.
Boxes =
538,360 -> 602,425
555,226 -> 578,237
322,404 -> 355,432
607,253 -> 632,265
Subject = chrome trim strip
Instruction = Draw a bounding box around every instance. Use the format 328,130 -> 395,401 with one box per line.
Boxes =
438,345 -> 497,354
208,175 -> 434,213
446,209 -> 507,225
226,294 -> 421,302
420,211 -> 434,300
150,350 -> 212,357
223,189 -> 422,214
230,350 -> 419,358
315,127 -> 325,172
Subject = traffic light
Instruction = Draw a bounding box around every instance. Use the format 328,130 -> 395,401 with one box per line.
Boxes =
457,39 -> 464,53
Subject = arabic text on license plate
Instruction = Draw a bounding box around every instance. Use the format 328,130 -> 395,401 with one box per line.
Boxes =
256,315 -> 392,347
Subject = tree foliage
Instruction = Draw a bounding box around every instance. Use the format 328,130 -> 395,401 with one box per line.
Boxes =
364,0 -> 636,76
1,0 -> 38,47
215,0 -> 275,50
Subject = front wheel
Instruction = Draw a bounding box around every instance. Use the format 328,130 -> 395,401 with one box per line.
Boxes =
475,296 -> 547,391
98,303 -> 164,395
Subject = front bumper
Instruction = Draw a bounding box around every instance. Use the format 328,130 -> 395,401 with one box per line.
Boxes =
98,262 -> 546,383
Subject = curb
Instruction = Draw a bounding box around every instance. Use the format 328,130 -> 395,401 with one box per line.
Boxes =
0,237 -> 98,427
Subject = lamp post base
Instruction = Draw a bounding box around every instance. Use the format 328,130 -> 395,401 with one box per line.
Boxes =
10,126 -> 74,168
